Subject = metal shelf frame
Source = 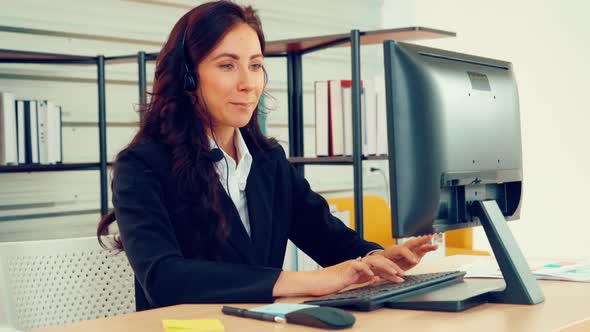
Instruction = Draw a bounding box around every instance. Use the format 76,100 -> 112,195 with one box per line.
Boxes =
0,50 -> 127,216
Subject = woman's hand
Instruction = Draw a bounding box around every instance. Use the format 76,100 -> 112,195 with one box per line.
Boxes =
372,235 -> 439,271
358,253 -> 406,283
272,236 -> 438,298
272,258 -> 376,297
305,259 -> 376,296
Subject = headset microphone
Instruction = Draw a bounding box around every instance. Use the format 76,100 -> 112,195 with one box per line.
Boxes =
207,148 -> 224,162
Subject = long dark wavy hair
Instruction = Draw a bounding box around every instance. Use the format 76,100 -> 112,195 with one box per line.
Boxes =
97,0 -> 276,258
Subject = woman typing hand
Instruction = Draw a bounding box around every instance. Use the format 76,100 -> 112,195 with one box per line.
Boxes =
273,235 -> 438,297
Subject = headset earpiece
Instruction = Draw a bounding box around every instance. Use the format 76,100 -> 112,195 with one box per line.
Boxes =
183,65 -> 197,91
181,26 -> 197,91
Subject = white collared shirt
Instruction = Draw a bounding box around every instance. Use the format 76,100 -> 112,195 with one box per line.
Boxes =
209,130 -> 253,237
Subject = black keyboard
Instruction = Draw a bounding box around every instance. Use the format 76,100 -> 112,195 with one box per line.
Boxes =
303,271 -> 466,311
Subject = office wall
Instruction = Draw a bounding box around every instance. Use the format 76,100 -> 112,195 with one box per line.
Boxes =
382,0 -> 590,259
0,0 -> 386,241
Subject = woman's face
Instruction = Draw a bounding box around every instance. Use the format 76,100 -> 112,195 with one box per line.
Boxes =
197,23 -> 265,131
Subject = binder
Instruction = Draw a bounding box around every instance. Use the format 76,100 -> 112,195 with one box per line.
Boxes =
37,100 -> 49,164
0,92 -> 18,165
328,80 -> 345,156
14,99 -> 63,165
45,100 -> 61,164
314,81 -> 330,157
50,102 -> 63,164
22,100 -> 40,164
363,79 -> 378,156
341,80 -> 365,156
57,105 -> 63,163
15,100 -> 26,164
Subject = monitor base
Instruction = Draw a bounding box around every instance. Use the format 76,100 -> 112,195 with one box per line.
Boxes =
388,199 -> 544,311
385,279 -> 505,312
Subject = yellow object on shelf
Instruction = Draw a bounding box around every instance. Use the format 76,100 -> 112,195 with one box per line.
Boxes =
445,228 -> 490,256
162,319 -> 224,332
326,195 -> 489,256
327,195 -> 396,248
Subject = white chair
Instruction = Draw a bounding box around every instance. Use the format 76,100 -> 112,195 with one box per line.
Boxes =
0,236 -> 135,330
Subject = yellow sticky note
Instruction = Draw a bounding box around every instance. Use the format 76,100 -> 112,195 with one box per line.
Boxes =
162,319 -> 224,332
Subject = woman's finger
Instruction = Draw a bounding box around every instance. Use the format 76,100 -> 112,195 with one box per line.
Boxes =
364,256 -> 405,283
351,260 -> 375,283
366,255 -> 405,276
402,235 -> 433,249
392,245 -> 419,265
415,244 -> 439,257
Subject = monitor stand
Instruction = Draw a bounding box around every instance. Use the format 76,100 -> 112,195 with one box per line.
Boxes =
386,199 -> 545,311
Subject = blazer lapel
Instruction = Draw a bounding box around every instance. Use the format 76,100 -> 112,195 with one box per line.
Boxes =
219,187 -> 257,264
245,155 -> 277,265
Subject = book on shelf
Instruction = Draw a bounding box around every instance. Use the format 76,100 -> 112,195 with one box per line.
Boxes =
328,80 -> 345,156
45,100 -> 63,164
23,100 -> 40,164
314,81 -> 330,157
37,100 -> 50,164
341,80 -> 365,156
314,78 -> 383,158
15,100 -> 26,164
56,104 -> 63,163
363,79 -> 378,156
374,75 -> 388,156
6,97 -> 64,167
0,92 -> 18,165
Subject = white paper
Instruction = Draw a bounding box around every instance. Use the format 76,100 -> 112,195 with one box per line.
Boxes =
459,258 -> 590,282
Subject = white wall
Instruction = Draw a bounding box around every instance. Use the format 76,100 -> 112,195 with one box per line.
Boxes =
382,0 -> 590,259
0,0 -> 386,241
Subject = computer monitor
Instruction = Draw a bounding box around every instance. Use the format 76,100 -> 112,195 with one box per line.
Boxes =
383,41 -> 544,306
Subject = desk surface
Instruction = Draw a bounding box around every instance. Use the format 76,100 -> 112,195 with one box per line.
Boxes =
30,256 -> 590,332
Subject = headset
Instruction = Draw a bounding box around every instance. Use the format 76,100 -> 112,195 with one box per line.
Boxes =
180,25 -> 232,199
181,27 -> 198,92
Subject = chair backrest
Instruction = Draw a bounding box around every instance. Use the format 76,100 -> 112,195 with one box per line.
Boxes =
0,236 -> 134,330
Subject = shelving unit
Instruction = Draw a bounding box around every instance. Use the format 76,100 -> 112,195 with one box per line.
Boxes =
0,26 -> 455,232
137,26 -> 456,238
0,49 -> 128,216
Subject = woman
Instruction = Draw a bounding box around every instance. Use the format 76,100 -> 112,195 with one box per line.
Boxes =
97,0 -> 437,311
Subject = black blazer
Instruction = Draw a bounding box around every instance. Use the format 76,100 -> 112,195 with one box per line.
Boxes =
112,135 -> 382,311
